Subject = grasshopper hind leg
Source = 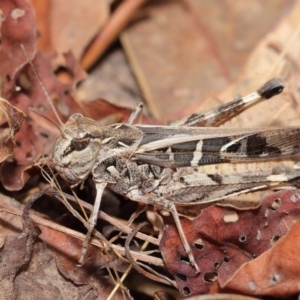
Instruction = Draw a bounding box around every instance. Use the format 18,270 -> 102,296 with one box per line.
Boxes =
127,189 -> 201,274
171,78 -> 284,127
167,202 -> 200,274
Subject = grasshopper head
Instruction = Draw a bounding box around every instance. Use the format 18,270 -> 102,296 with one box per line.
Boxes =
52,113 -> 102,186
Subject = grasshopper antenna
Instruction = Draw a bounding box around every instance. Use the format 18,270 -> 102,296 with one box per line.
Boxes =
28,107 -> 66,136
20,44 -> 65,128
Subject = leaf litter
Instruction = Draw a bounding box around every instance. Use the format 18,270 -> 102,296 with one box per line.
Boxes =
160,190 -> 300,297
1,0 -> 300,299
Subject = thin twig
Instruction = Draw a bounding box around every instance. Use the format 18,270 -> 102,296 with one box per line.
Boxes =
49,188 -> 159,246
80,0 -> 149,70
125,221 -> 177,287
107,221 -> 151,300
1,206 -> 165,267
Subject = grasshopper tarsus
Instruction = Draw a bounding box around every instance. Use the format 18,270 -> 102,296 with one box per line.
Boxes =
258,77 -> 284,99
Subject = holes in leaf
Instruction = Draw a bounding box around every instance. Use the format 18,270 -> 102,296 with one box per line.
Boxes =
175,273 -> 187,282
256,229 -> 262,240
290,193 -> 300,203
54,66 -> 73,84
270,234 -> 281,245
270,273 -> 280,284
182,286 -> 191,296
39,132 -> 49,139
224,256 -> 230,263
160,210 -> 170,217
223,210 -> 239,223
204,272 -> 218,283
15,85 -> 21,92
180,255 -> 189,264
270,198 -> 281,211
11,8 -> 25,19
98,268 -> 109,277
239,235 -> 247,243
17,73 -> 31,91
26,152 -> 33,159
214,262 -> 219,269
194,239 -> 204,250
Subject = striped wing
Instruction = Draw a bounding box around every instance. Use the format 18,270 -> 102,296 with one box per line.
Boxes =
162,171 -> 300,204
134,126 -> 300,168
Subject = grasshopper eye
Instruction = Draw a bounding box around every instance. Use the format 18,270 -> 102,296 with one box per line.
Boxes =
71,137 -> 90,151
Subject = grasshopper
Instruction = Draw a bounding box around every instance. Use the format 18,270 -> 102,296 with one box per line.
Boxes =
49,78 -> 300,273
23,52 -> 300,274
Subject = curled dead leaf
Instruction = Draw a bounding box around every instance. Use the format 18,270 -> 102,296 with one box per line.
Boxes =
0,0 -> 36,87
0,97 -> 25,163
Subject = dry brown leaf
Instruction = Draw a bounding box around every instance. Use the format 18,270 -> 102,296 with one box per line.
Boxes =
77,48 -> 146,111
0,194 -> 125,300
80,96 -> 158,125
0,234 -> 37,299
80,0 -> 148,70
121,0 -> 294,120
223,214 -> 300,297
29,0 -> 109,59
182,1 -> 300,129
0,0 -> 36,87
160,190 -> 300,297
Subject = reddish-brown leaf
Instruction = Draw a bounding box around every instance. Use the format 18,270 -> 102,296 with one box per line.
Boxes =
1,52 -> 84,190
160,190 -> 300,297
224,215 -> 300,297
0,0 -> 36,87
